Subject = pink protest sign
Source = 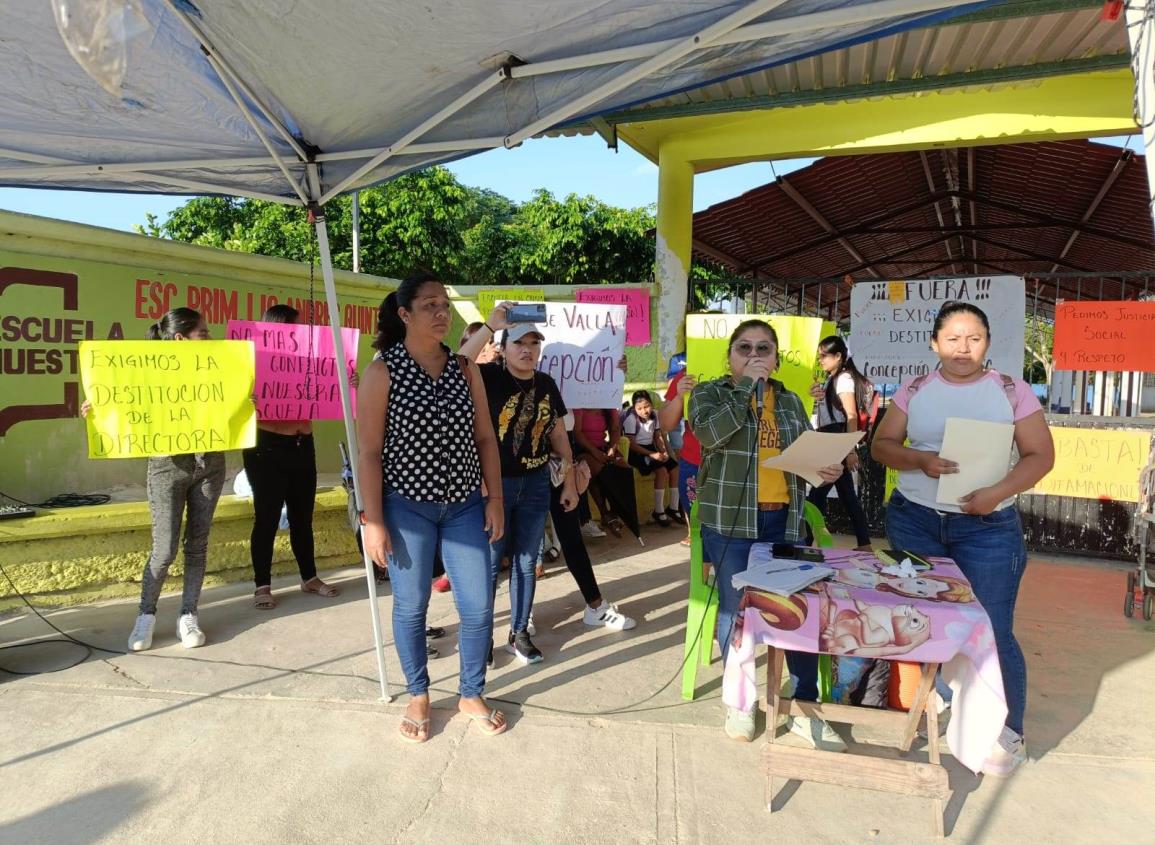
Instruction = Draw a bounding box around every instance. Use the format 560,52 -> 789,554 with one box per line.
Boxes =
576,287 -> 650,346
227,320 -> 359,420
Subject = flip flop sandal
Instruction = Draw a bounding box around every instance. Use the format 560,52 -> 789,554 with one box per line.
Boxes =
253,588 -> 276,610
399,716 -> 430,744
464,708 -> 507,737
301,579 -> 340,597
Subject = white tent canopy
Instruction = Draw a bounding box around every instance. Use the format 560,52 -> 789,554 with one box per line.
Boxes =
2,0 -> 988,203
0,0 -> 990,701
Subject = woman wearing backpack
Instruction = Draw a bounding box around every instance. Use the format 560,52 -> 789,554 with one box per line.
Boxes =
871,301 -> 1054,777
806,336 -> 874,551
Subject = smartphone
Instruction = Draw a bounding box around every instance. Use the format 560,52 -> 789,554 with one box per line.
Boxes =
506,303 -> 547,323
771,543 -> 797,559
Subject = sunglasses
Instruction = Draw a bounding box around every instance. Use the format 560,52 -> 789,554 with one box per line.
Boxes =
733,341 -> 775,357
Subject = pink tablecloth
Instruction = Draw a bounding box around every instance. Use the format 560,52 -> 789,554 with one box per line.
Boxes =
721,546 -> 1007,773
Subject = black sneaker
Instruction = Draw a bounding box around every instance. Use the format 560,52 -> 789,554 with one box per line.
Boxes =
426,643 -> 439,657
506,630 -> 543,665
666,507 -> 686,526
651,510 -> 672,527
425,626 -> 445,640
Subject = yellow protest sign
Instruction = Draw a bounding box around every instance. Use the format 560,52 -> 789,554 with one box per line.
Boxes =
685,313 -> 836,414
80,340 -> 256,459
1029,426 -> 1151,502
478,288 -> 545,318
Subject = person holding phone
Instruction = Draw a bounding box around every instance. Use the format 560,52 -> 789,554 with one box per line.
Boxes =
690,320 -> 845,746
356,273 -> 507,743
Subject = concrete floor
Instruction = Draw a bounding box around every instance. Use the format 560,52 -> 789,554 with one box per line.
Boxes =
1,527 -> 1153,845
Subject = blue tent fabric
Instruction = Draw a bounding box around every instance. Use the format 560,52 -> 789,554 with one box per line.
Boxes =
0,0 -> 984,204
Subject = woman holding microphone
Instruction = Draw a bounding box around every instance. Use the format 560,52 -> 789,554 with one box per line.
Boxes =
690,320 -> 846,746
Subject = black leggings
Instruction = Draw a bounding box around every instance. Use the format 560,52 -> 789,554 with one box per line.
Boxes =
806,464 -> 872,547
549,483 -> 602,607
243,430 -> 318,588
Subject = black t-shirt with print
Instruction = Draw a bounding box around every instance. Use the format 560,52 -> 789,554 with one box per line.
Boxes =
479,362 -> 567,477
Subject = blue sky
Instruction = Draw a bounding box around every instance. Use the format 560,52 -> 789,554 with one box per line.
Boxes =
0,133 -> 1137,233
0,134 -> 809,233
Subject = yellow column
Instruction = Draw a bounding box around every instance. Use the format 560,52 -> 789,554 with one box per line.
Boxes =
655,149 -> 693,375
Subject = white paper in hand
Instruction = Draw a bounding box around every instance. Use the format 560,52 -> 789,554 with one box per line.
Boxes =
936,418 -> 1014,505
760,430 -> 864,486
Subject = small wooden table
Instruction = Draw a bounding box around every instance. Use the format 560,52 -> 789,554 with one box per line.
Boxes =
722,546 -> 1009,838
762,649 -> 948,837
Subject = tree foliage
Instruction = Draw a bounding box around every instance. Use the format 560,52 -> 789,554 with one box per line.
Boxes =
137,167 -> 659,287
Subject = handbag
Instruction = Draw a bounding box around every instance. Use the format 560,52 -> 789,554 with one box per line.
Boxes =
550,454 -> 590,493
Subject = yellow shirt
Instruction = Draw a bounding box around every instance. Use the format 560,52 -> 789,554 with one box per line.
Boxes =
756,390 -> 789,504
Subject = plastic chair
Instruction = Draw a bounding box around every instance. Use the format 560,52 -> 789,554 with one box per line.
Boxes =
681,500 -> 719,700
803,500 -> 835,548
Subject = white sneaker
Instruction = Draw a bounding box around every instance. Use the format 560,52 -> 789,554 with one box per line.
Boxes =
127,614 -> 156,652
982,726 -> 1027,777
786,715 -> 847,752
527,614 -> 537,637
725,706 -> 755,742
583,601 -> 637,631
177,613 -> 206,649
580,521 -> 607,538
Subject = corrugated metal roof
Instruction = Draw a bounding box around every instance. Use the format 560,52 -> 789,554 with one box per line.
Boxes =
579,0 -> 1129,133
689,138 -> 1155,317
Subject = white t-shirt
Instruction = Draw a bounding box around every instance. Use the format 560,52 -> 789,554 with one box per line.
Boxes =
892,370 -> 1042,513
816,372 -> 864,429
623,412 -> 658,447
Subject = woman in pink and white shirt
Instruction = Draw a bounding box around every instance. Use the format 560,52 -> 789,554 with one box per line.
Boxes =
871,301 -> 1054,778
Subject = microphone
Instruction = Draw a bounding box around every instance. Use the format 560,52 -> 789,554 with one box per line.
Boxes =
754,378 -> 765,417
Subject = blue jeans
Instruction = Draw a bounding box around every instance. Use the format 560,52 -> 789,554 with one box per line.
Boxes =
885,491 -> 1029,734
384,487 -> 493,699
701,508 -> 820,702
678,457 -> 698,510
490,468 -> 551,634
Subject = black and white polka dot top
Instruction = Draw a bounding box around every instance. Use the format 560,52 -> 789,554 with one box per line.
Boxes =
380,343 -> 481,502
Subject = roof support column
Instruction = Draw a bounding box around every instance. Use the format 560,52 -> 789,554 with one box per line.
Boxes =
655,149 -> 694,374
1127,2 -> 1155,241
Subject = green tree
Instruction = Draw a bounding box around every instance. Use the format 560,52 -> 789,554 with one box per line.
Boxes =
136,168 -> 657,287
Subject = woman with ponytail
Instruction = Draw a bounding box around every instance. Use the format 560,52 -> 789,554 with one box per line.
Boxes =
83,308 -> 224,652
356,272 -> 507,742
806,336 -> 874,551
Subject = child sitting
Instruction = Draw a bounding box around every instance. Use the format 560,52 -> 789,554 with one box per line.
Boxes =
622,390 -> 683,527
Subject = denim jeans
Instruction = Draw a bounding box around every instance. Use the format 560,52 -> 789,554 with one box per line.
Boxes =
383,487 -> 492,699
885,490 -> 1029,734
678,457 -> 698,510
701,508 -> 820,702
140,453 -> 225,615
490,468 -> 551,633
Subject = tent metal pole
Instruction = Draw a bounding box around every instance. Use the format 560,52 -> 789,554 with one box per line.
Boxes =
201,50 -> 310,204
352,191 -> 362,273
159,0 -> 309,162
505,0 -> 793,148
313,209 -> 392,703
510,0 -> 966,80
1128,1 -> 1155,242
0,156 -> 290,178
320,70 -> 506,203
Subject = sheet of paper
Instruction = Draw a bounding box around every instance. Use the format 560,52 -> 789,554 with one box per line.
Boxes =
936,418 -> 1015,505
760,430 -> 865,487
732,561 -> 834,596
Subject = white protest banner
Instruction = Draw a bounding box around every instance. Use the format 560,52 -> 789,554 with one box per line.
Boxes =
535,303 -> 627,409
849,276 -> 1025,384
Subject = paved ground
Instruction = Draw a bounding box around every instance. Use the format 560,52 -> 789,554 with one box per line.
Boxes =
2,526 -> 1154,844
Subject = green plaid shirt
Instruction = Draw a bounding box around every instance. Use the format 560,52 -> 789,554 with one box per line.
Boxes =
688,375 -> 810,541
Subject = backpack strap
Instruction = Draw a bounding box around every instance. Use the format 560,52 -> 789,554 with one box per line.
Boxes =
455,353 -> 474,388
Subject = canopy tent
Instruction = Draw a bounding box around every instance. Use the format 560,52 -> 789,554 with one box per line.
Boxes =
2,0 -> 997,701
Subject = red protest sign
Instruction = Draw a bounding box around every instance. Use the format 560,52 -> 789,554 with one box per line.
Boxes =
1053,300 -> 1155,372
